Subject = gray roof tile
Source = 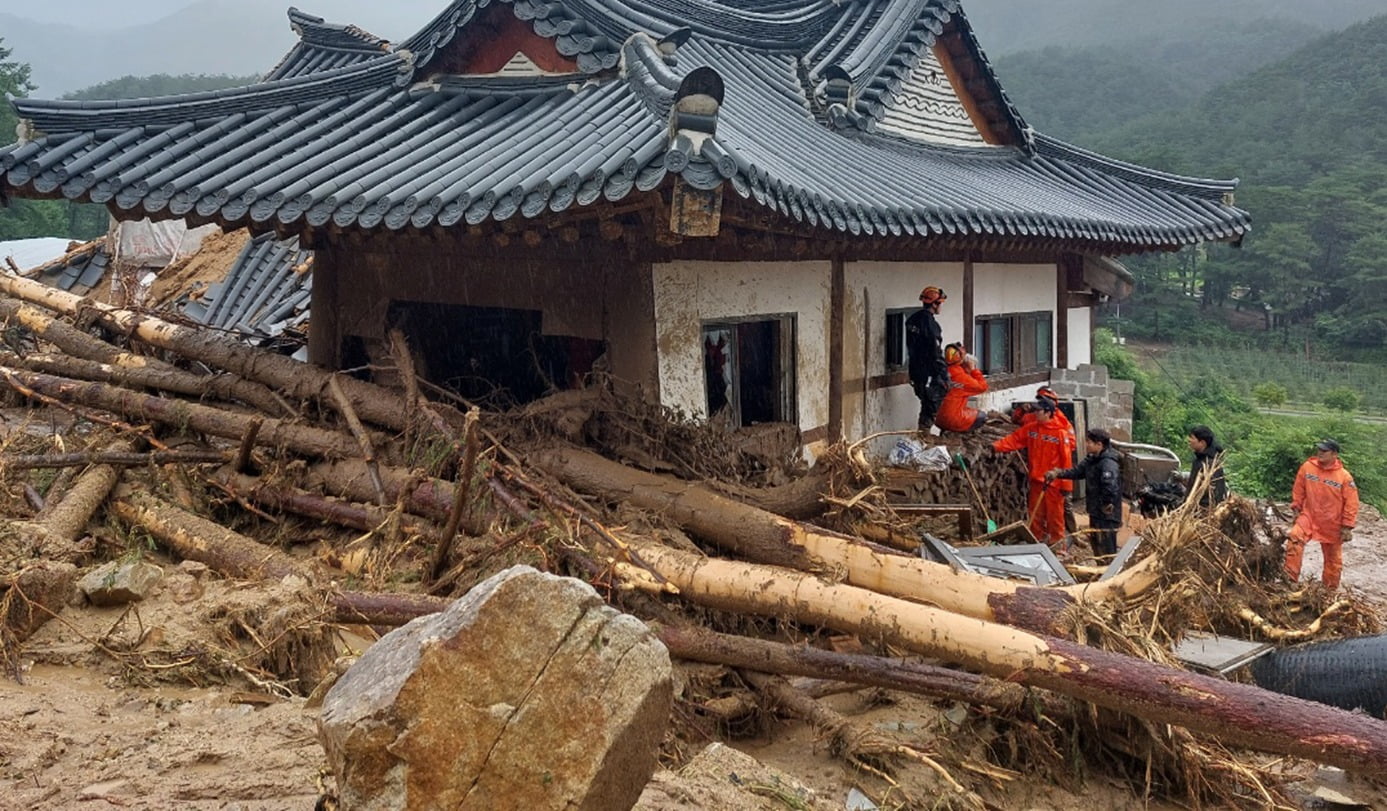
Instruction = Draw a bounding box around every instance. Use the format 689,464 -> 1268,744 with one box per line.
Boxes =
2,0 -> 1249,250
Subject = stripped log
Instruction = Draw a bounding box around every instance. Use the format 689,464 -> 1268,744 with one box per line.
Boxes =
110,485 -> 302,581
3,367 -> 361,460
531,447 -> 1155,631
0,275 -> 459,433
0,299 -> 292,416
631,541 -> 1387,775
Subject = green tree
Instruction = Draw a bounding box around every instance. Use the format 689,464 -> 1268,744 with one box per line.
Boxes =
1251,382 -> 1288,407
1322,387 -> 1360,412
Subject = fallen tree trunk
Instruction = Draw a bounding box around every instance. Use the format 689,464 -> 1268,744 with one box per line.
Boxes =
109,485 -> 302,581
631,541 -> 1387,775
306,459 -> 457,522
3,367 -> 362,460
0,275 -> 457,433
0,298 -> 293,416
6,351 -> 295,419
656,624 -> 1040,715
531,448 -> 1155,631
211,468 -> 436,536
2,448 -> 229,469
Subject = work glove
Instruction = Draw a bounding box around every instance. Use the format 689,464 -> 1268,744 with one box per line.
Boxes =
1341,526 -> 1353,544
1043,470 -> 1057,483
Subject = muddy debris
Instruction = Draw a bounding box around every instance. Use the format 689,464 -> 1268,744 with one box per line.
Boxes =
0,274 -> 1386,809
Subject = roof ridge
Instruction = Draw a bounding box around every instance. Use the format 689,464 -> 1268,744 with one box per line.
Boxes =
1033,133 -> 1240,199
17,55 -> 411,133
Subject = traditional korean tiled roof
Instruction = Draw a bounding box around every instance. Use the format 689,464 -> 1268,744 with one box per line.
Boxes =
181,232 -> 312,342
25,239 -> 111,295
1,0 -> 1250,250
264,8 -> 392,81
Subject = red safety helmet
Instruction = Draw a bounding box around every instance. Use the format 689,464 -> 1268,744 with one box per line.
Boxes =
944,343 -> 965,365
919,286 -> 947,305
1036,386 -> 1060,406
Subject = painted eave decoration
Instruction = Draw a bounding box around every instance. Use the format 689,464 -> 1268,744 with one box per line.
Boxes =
1,0 -> 1251,249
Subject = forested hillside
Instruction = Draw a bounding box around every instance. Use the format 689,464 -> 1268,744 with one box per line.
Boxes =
989,19 -> 1318,141
995,14 -> 1387,357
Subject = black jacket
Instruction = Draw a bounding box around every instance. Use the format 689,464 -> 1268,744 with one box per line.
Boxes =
1188,443 -> 1228,507
1054,447 -> 1123,524
905,307 -> 945,388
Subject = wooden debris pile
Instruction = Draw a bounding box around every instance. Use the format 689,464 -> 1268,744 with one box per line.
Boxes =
0,269 -> 1385,810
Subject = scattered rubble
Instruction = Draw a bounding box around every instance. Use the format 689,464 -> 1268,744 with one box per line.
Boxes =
0,263 -> 1385,809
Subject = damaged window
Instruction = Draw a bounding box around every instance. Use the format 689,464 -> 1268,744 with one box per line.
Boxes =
884,308 -> 914,372
703,316 -> 796,427
973,311 -> 1052,375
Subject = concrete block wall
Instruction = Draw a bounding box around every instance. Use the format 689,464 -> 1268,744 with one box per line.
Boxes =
1049,363 -> 1134,440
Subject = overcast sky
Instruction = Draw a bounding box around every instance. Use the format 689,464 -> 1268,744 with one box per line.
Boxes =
7,0 -> 445,39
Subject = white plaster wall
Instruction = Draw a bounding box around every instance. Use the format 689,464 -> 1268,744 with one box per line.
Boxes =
1067,306 -> 1092,369
965,262 -> 1057,417
843,261 -> 964,437
652,260 -> 830,427
972,262 -> 1057,330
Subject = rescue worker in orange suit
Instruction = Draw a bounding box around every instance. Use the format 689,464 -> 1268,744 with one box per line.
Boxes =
905,286 -> 948,430
934,343 -> 987,433
1284,439 -> 1359,590
1010,385 -> 1079,532
992,397 -> 1075,548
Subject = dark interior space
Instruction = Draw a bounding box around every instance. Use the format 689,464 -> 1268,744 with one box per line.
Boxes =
386,301 -> 604,407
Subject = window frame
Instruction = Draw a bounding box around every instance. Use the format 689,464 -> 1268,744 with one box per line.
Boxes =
883,307 -> 916,372
973,310 -> 1054,376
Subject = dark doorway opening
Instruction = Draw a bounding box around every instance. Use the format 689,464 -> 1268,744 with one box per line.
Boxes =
703,316 -> 795,427
387,301 -> 604,407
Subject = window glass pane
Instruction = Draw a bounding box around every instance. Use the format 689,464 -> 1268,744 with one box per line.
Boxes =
987,319 -> 1010,373
885,312 -> 906,369
1034,316 -> 1052,368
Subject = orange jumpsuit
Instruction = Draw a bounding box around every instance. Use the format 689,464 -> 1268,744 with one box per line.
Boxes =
934,364 -> 987,433
1285,456 -> 1359,590
993,413 -> 1075,544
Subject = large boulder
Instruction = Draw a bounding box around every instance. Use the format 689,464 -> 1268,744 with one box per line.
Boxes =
318,565 -> 672,810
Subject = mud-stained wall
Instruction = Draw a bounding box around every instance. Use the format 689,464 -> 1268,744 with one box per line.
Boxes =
326,243 -> 658,392
843,261 -> 963,437
652,260 -> 830,426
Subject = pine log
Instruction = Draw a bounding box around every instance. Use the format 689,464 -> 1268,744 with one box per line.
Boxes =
2,367 -> 361,459
209,468 -> 435,536
631,541 -> 1387,775
530,447 -> 1155,630
2,449 -> 229,469
656,624 -> 1039,715
329,591 -> 451,628
0,275 -> 459,433
0,299 -> 292,416
306,459 -> 456,521
109,485 -> 302,581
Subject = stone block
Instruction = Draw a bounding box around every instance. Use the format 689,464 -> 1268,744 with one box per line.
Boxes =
319,565 -> 672,811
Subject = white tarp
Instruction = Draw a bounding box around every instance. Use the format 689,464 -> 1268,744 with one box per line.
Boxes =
0,237 -> 75,272
113,218 -> 219,267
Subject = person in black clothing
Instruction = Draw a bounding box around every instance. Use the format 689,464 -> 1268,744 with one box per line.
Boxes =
1185,425 -> 1228,508
905,286 -> 948,430
1045,427 -> 1124,557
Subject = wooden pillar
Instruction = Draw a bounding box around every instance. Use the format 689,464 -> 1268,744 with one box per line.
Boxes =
1057,255 -> 1080,370
307,242 -> 341,369
962,253 -> 975,351
828,257 -> 845,443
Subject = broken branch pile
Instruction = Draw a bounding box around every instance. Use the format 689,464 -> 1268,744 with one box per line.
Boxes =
0,271 -> 1382,809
